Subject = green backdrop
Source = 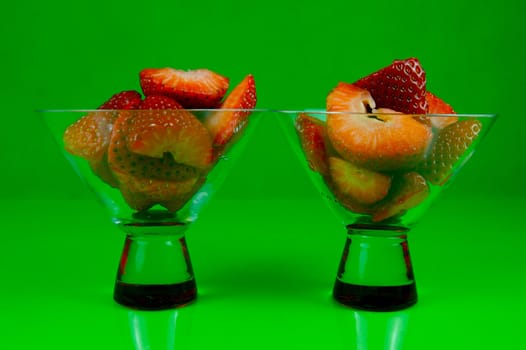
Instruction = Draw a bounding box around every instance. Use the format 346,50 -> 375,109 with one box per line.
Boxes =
1,0 -> 525,349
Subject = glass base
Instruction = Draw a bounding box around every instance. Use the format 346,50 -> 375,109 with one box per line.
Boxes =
114,280 -> 196,310
114,230 -> 196,310
333,224 -> 417,311
333,279 -> 417,311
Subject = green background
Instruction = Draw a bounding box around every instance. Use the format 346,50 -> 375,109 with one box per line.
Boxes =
2,0 -> 525,349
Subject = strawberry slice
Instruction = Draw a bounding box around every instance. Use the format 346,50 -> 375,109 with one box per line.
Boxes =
372,172 -> 429,222
203,74 -> 257,148
327,107 -> 433,171
107,112 -> 204,211
420,119 -> 482,185
125,109 -> 213,169
139,68 -> 229,109
328,156 -> 391,205
64,90 -> 142,187
99,90 -> 143,110
295,113 -> 332,176
426,91 -> 458,129
354,58 -> 427,114
326,83 -> 376,112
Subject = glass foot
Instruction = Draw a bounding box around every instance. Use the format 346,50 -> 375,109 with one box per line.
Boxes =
333,224 -> 417,311
114,230 -> 196,310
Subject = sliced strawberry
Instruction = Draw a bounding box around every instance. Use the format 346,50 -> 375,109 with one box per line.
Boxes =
327,107 -> 433,171
108,112 -> 201,181
107,112 -> 204,211
63,111 -> 117,161
372,172 -> 429,222
354,58 -> 427,114
295,113 -> 333,176
139,68 -> 229,109
203,74 -> 257,148
326,83 -> 376,112
328,156 -> 391,205
138,95 -> 184,110
125,109 -> 213,169
420,119 -> 482,185
426,91 -> 458,129
98,90 -> 142,110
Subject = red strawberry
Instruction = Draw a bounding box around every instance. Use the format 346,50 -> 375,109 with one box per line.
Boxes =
295,113 -> 332,176
328,156 -> 391,205
327,107 -> 433,171
426,91 -> 458,129
326,83 -> 376,112
372,172 -> 429,222
354,58 -> 427,114
125,109 -> 213,169
98,90 -> 142,110
139,68 -> 229,109
420,119 -> 482,185
203,74 -> 257,149
138,95 -> 184,110
107,112 -> 204,211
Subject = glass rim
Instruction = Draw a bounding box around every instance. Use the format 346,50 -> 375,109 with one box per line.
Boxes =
36,108 -> 498,118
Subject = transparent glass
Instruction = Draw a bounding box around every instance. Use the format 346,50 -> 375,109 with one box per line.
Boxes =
41,108 -> 265,310
279,111 -> 497,310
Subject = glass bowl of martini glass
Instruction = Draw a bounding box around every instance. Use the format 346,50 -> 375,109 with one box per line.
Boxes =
278,57 -> 497,310
41,70 -> 260,310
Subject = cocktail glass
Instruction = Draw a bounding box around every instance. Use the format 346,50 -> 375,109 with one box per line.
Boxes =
279,111 -> 497,311
41,108 -> 263,310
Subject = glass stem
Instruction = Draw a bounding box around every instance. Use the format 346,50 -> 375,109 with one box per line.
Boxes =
333,224 -> 417,311
114,231 -> 196,310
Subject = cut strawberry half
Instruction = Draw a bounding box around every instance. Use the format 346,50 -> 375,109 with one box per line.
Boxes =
107,112 -> 204,211
99,90 -> 143,110
327,107 -> 433,171
203,74 -> 257,148
420,119 -> 482,185
372,172 -> 430,222
125,109 -> 213,169
354,58 -> 427,114
326,83 -> 376,112
295,113 -> 333,176
139,68 -> 229,109
328,156 -> 391,205
426,91 -> 458,129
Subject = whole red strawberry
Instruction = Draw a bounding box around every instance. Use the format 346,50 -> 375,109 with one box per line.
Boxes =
354,58 -> 427,114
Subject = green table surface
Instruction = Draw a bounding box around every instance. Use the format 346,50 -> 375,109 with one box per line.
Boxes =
1,194 -> 524,349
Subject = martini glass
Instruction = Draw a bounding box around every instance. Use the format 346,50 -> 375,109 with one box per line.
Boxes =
41,108 -> 263,310
279,111 -> 497,311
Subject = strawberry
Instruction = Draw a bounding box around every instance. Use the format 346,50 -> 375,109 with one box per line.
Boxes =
98,90 -> 142,110
63,111 -> 116,161
354,58 -> 427,114
326,107 -> 433,171
372,172 -> 429,222
420,119 -> 482,185
326,83 -> 376,113
138,95 -> 184,110
426,91 -> 458,129
295,113 -> 335,176
203,74 -> 257,149
107,112 -> 204,211
139,68 -> 229,109
125,109 -> 213,169
328,156 -> 391,205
